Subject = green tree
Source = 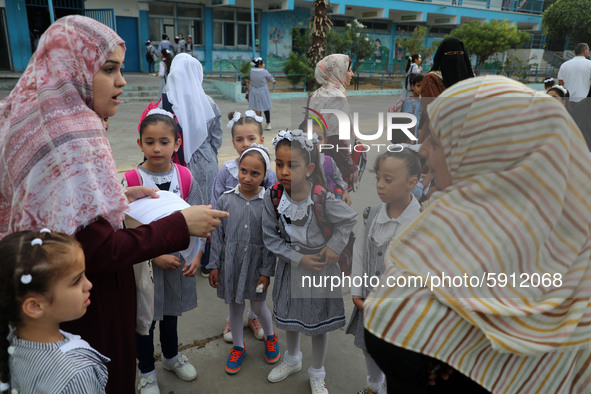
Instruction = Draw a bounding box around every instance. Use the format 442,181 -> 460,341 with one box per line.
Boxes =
395,26 -> 438,60
448,20 -> 530,69
326,19 -> 375,72
542,0 -> 591,45
283,52 -> 315,85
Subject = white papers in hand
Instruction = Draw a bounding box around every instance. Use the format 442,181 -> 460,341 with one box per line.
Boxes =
126,191 -> 200,265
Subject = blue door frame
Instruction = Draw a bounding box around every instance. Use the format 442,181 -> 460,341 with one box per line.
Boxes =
116,16 -> 140,72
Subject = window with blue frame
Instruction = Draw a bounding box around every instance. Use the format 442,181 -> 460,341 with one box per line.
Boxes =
148,2 -> 204,46
213,8 -> 260,48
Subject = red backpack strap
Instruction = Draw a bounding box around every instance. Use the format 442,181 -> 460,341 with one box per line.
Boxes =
270,181 -> 283,218
311,184 -> 332,239
174,163 -> 192,201
124,169 -> 143,187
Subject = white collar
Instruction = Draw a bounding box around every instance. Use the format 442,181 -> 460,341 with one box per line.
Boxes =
224,184 -> 265,200
277,186 -> 314,221
376,195 -> 420,224
225,159 -> 239,179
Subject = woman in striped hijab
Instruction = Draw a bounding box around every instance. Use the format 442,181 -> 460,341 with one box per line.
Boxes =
363,75 -> 591,393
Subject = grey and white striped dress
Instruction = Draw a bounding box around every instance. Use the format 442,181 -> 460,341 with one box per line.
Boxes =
262,185 -> 358,336
248,68 -> 275,112
207,186 -> 276,304
9,330 -> 109,393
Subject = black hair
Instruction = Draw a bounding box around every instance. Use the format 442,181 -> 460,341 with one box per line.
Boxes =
139,113 -> 179,140
405,54 -> 421,73
374,148 -> 422,179
161,49 -> 173,77
547,86 -> 570,98
162,34 -> 168,40
0,231 -> 82,387
228,112 -> 263,138
297,119 -> 325,139
574,43 -> 589,56
252,58 -> 264,67
410,73 -> 424,87
239,150 -> 268,186
275,136 -> 327,188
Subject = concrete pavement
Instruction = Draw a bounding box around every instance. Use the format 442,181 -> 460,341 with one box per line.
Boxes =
1,73 -> 397,394
112,75 -> 393,394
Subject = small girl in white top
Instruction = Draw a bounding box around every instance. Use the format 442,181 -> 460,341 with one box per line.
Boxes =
126,109 -> 201,393
262,129 -> 358,394
346,148 -> 422,394
0,230 -> 108,394
208,144 -> 279,375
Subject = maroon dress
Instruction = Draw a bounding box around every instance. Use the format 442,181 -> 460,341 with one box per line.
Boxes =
61,212 -> 189,394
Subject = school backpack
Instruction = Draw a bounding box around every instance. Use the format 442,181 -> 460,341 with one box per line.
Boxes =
269,181 -> 354,276
123,164 -> 192,201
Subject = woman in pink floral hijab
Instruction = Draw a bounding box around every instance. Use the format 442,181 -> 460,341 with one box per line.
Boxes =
309,54 -> 359,186
0,16 -> 226,392
0,15 -> 128,237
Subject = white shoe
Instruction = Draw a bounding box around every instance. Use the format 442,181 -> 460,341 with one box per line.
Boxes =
163,354 -> 197,381
310,376 -> 329,394
267,352 -> 302,383
265,123 -> 272,131
309,366 -> 328,394
138,370 -> 160,394
223,320 -> 233,343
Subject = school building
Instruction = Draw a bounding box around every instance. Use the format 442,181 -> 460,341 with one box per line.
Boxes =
0,0 -> 547,73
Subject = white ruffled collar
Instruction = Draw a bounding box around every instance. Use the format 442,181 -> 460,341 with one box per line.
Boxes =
224,184 -> 265,200
277,186 -> 314,221
225,159 -> 239,179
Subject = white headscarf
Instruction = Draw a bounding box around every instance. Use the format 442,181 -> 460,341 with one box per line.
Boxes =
165,54 -> 215,161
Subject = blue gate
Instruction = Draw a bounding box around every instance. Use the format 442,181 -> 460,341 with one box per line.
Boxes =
115,16 -> 140,72
84,9 -> 115,30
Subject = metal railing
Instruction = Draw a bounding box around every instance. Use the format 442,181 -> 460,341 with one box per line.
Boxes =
474,65 -> 556,81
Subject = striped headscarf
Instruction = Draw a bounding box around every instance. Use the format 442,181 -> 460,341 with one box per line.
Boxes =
364,76 -> 591,392
0,16 -> 128,237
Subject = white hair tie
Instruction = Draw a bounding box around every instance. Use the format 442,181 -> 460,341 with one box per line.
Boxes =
552,85 -> 568,95
0,382 -> 9,391
20,274 -> 33,285
226,112 -> 242,129
31,238 -> 42,246
244,110 -> 263,123
272,129 -> 319,152
39,228 -> 51,233
146,108 -> 175,119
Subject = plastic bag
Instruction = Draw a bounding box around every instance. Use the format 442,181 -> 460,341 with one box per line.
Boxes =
134,261 -> 154,336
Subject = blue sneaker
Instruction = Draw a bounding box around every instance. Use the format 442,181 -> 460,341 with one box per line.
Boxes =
225,345 -> 246,374
264,332 -> 280,364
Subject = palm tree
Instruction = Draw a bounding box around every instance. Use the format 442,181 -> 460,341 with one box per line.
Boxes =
308,0 -> 332,69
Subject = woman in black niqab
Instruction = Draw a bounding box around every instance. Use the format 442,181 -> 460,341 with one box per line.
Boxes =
431,37 -> 474,88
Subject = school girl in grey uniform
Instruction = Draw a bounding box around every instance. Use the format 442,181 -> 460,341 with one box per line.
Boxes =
262,129 -> 357,394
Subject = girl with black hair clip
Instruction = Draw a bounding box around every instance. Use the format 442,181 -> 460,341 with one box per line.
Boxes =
0,230 -> 105,394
